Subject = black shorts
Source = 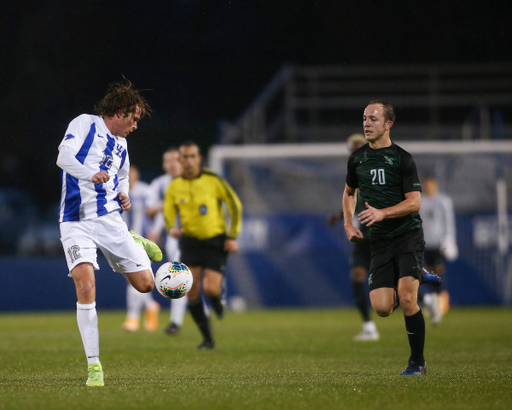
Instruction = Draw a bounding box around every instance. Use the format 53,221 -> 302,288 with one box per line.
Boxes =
368,228 -> 425,292
179,234 -> 229,274
424,249 -> 444,267
350,239 -> 371,270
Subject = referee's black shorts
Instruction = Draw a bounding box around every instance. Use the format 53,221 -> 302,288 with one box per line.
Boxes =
179,233 -> 229,274
368,228 -> 425,292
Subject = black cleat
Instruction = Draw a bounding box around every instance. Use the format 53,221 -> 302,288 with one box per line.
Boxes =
164,322 -> 180,336
401,360 -> 427,376
196,339 -> 215,350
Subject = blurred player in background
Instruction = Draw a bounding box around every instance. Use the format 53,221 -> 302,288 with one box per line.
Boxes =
343,100 -> 441,376
145,147 -> 188,335
164,141 -> 243,350
419,174 -> 458,325
121,165 -> 161,332
56,79 -> 162,387
328,134 -> 379,341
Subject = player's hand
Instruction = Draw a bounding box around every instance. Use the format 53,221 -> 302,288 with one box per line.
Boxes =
345,225 -> 364,243
224,238 -> 239,253
358,202 -> 385,227
169,227 -> 182,238
118,192 -> 131,211
91,171 -> 110,184
327,212 -> 343,226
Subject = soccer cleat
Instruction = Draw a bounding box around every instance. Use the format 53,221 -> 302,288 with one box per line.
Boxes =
353,329 -> 380,341
86,363 -> 104,386
144,302 -> 160,332
122,317 -> 140,332
401,361 -> 427,376
196,339 -> 215,350
164,322 -> 181,336
420,268 -> 442,287
130,230 -> 163,262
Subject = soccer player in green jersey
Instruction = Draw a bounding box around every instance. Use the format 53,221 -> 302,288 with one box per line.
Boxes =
343,100 -> 440,376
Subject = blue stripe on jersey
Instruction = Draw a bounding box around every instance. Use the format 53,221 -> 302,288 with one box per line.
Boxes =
75,123 -> 96,164
59,124 -> 95,221
113,174 -> 122,213
120,149 -> 127,169
95,135 -> 116,216
62,172 -> 82,221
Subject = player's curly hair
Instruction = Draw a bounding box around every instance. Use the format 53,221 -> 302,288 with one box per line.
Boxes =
94,78 -> 151,119
368,99 -> 396,123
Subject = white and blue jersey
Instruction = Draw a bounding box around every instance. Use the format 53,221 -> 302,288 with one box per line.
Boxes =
58,114 -> 130,222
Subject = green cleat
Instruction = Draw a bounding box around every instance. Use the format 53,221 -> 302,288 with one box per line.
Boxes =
130,230 -> 163,262
86,363 -> 104,387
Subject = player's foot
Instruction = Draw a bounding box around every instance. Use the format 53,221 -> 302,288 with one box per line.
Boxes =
423,293 -> 442,326
86,363 -> 104,386
197,339 -> 215,350
401,360 -> 427,376
420,268 -> 442,287
353,329 -> 380,341
164,322 -> 181,336
129,230 -> 163,262
144,302 -> 160,332
122,318 -> 139,332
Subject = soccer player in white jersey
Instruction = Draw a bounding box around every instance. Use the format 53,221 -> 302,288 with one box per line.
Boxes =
146,148 -> 188,335
57,80 -> 162,387
419,174 -> 458,325
121,165 -> 161,332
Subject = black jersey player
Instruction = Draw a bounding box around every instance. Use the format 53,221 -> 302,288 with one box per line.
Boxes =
342,100 -> 441,376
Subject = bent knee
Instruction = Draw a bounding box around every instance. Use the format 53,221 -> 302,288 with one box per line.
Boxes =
374,307 -> 393,317
132,272 -> 155,293
372,302 -> 394,317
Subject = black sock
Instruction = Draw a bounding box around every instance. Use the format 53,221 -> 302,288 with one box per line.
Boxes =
188,299 -> 213,342
209,295 -> 224,317
404,309 -> 425,365
352,281 -> 370,322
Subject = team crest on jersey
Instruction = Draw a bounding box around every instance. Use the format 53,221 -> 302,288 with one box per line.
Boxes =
384,156 -> 393,165
199,205 -> 208,215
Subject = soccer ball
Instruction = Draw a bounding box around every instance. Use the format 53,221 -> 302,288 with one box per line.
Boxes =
154,261 -> 193,299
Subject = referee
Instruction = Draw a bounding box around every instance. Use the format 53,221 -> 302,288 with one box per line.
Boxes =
343,100 -> 441,375
163,141 -> 242,349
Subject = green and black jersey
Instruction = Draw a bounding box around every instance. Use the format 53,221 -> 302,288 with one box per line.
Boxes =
346,143 -> 422,240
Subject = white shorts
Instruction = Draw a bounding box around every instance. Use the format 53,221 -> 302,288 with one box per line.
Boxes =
60,211 -> 152,275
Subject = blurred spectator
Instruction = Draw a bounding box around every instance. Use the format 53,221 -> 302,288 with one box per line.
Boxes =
419,174 -> 458,325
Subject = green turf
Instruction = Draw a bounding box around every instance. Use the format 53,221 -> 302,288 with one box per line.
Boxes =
0,307 -> 511,410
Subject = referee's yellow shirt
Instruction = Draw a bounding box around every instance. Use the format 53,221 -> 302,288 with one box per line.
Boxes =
163,168 -> 242,240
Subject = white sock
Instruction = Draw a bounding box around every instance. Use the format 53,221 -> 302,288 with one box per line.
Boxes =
77,302 -> 100,365
363,320 -> 377,333
170,296 -> 188,326
126,285 -> 145,320
142,292 -> 157,311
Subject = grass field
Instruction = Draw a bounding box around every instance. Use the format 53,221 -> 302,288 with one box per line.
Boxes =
0,306 -> 511,410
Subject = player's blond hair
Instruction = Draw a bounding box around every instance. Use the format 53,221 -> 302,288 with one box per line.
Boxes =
347,133 -> 367,152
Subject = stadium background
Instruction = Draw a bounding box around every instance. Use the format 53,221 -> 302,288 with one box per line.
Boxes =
1,1 -> 512,311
